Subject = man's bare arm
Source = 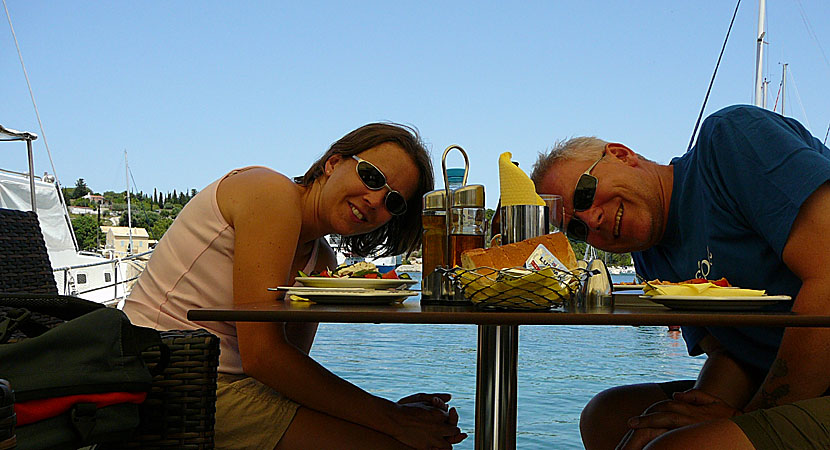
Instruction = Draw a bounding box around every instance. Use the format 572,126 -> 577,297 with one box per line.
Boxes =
745,182 -> 830,411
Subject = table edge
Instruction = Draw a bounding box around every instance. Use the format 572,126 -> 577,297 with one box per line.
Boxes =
187,308 -> 830,327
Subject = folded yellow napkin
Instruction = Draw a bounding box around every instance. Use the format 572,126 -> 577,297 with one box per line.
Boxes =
289,294 -> 315,304
643,283 -> 766,297
499,152 -> 545,206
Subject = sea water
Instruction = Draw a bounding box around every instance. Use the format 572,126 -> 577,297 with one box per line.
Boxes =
312,273 -> 705,449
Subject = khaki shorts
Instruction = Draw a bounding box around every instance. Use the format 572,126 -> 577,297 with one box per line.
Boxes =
215,373 -> 301,450
731,396 -> 830,449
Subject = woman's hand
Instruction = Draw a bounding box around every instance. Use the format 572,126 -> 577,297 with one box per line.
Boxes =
399,393 -> 467,445
398,393 -> 452,411
388,393 -> 468,449
615,389 -> 742,450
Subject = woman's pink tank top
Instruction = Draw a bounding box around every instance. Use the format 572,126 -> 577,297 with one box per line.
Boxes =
123,167 -> 319,374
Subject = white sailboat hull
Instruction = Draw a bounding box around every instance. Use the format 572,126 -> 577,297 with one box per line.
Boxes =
1,169 -> 144,306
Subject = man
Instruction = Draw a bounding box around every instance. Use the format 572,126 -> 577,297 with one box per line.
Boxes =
530,104 -> 830,449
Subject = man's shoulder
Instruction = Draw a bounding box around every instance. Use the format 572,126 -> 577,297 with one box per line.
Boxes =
711,104 -> 757,115
697,105 -> 783,151
706,104 -> 781,125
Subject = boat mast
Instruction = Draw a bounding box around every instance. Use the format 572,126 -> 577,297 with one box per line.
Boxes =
754,0 -> 766,107
125,149 -> 133,255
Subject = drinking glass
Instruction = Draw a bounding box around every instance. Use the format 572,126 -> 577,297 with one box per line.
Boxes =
540,194 -> 563,233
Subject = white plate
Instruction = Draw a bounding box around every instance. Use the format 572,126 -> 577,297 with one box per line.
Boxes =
270,286 -> 417,304
613,284 -> 645,291
613,292 -> 664,307
640,295 -> 791,311
295,277 -> 417,289
272,286 -> 368,292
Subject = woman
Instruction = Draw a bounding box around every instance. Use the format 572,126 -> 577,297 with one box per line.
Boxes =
123,123 -> 467,449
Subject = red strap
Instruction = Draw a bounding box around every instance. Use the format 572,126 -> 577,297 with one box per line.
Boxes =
15,391 -> 148,425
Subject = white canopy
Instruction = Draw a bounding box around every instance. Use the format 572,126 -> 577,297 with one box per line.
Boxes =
0,170 -> 78,256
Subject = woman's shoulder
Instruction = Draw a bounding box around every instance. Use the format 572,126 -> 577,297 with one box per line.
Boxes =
226,165 -> 291,182
216,166 -> 303,218
222,166 -> 297,194
316,238 -> 338,271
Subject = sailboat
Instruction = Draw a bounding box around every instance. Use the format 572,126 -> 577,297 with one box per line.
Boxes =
0,127 -> 150,307
0,4 -> 157,307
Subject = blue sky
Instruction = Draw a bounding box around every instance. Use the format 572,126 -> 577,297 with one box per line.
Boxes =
2,1 -> 829,209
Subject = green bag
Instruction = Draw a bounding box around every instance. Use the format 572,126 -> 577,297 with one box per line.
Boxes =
0,298 -> 167,450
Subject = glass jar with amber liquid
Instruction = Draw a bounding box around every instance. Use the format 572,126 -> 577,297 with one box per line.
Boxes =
421,190 -> 447,299
449,185 -> 486,268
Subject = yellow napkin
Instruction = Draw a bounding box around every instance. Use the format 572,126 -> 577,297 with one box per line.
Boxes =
643,283 -> 766,297
289,294 -> 315,304
499,152 -> 545,206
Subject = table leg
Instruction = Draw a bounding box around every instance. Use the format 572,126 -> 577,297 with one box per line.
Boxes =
475,324 -> 518,450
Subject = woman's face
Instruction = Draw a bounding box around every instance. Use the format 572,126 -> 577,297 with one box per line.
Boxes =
322,142 -> 420,236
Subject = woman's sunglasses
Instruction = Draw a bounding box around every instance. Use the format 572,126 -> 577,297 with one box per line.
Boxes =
352,155 -> 408,216
566,151 -> 605,241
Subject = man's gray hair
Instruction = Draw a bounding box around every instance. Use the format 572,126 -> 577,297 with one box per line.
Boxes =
530,137 -> 607,186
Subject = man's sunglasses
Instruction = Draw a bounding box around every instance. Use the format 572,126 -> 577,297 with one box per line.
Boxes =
352,155 -> 408,216
566,151 -> 605,241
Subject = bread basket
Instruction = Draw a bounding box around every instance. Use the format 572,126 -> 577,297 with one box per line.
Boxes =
444,266 -> 584,310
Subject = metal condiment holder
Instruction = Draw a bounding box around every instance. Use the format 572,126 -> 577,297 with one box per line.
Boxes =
421,145 -> 470,304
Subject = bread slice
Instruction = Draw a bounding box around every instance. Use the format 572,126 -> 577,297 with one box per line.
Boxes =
460,233 -> 577,271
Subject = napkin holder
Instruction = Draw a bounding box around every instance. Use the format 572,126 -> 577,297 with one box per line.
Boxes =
575,257 -> 614,312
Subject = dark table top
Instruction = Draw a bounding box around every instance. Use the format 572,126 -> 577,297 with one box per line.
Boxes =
187,296 -> 830,328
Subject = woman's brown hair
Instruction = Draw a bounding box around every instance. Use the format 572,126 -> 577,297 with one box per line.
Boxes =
296,123 -> 434,257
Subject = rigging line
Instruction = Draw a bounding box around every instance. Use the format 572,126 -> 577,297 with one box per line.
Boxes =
4,0 -> 78,247
127,165 -> 152,233
687,0 -> 741,152
792,0 -> 830,75
772,79 -> 782,113
127,165 -> 140,197
787,69 -> 812,130
763,10 -> 769,100
3,0 -> 60,184
824,122 -> 829,146
127,165 -> 167,240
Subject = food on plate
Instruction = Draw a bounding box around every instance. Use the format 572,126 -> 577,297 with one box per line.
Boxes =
331,261 -> 378,277
647,277 -> 732,287
460,233 -> 577,271
642,277 -> 766,297
298,261 -> 411,280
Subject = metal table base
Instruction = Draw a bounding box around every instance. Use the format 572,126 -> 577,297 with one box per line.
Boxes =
476,324 -> 518,450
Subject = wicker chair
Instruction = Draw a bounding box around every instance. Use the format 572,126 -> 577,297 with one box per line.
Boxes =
0,209 -> 57,295
0,379 -> 14,450
0,208 -> 219,449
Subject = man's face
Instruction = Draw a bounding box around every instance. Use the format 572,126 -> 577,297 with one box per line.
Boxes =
535,144 -> 666,253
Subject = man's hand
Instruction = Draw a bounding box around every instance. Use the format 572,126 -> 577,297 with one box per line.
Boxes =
615,390 -> 741,450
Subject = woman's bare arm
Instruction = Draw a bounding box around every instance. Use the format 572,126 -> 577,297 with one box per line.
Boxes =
217,168 -> 458,448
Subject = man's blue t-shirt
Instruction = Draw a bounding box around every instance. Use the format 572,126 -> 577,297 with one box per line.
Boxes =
633,104 -> 830,372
